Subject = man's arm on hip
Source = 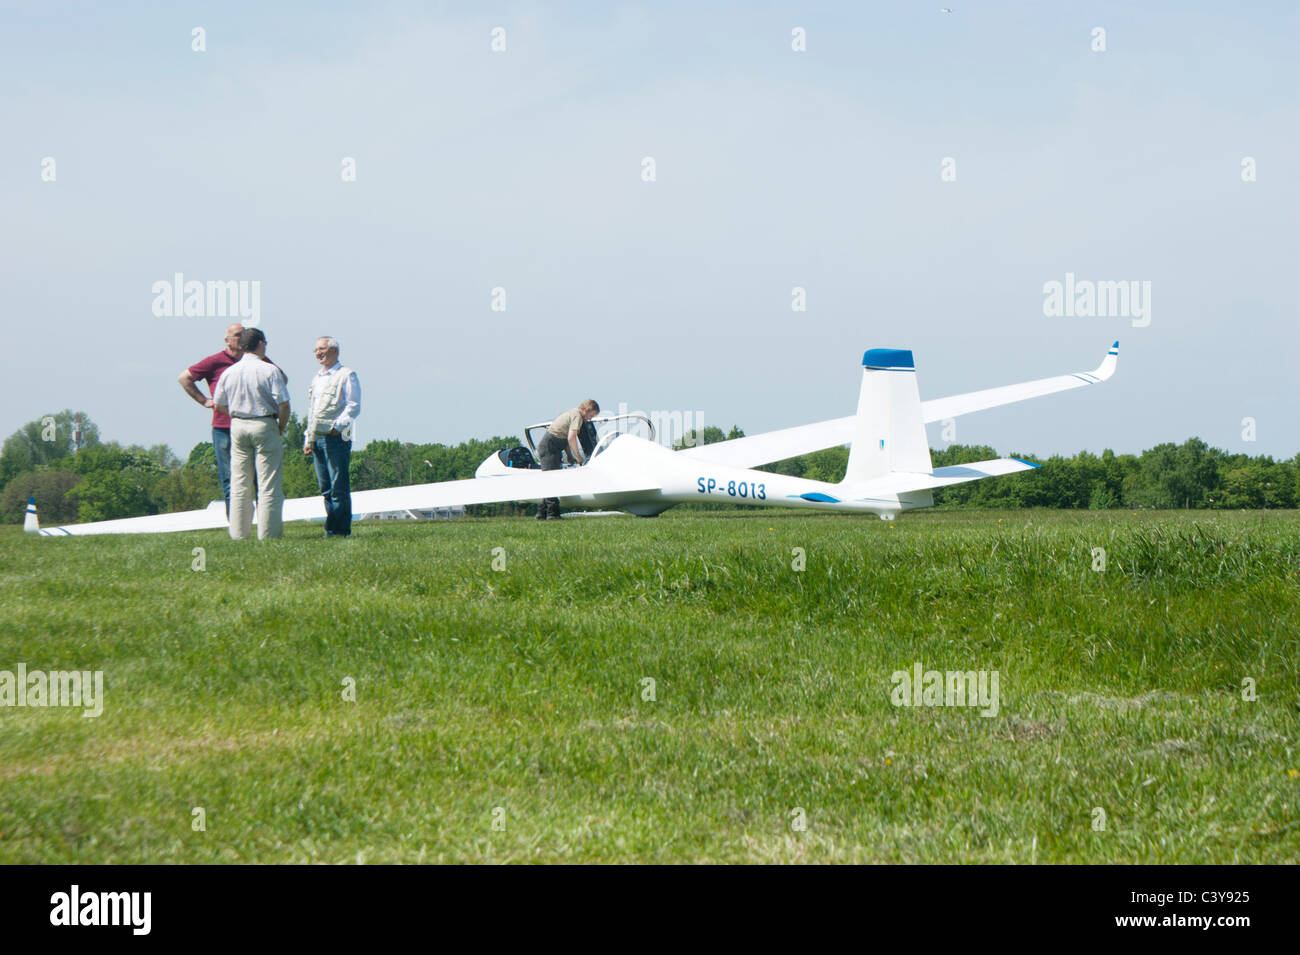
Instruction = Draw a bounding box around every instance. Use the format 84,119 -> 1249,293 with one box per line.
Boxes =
178,370 -> 213,408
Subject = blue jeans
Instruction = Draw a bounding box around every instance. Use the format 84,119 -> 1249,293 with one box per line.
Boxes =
312,433 -> 353,535
212,427 -> 233,515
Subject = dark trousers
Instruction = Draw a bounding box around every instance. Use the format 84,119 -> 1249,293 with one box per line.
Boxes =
313,433 -> 353,535
212,426 -> 232,516
536,432 -> 565,513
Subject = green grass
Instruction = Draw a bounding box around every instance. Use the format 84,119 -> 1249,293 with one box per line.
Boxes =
1,509 -> 1297,863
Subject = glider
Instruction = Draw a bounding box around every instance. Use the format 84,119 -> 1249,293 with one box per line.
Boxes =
29,341 -> 1119,535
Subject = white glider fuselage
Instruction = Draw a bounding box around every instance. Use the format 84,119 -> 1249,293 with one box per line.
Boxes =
498,435 -> 926,519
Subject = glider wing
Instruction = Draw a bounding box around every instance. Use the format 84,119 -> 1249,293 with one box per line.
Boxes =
40,468 -> 658,536
679,342 -> 1119,469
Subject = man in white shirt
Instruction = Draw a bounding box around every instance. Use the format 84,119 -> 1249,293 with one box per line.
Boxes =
177,323 -> 288,517
304,336 -> 361,537
213,327 -> 291,540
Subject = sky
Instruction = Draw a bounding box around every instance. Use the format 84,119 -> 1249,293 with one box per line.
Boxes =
2,1 -> 1297,462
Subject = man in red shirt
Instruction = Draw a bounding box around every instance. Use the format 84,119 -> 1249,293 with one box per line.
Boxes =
178,323 -> 287,515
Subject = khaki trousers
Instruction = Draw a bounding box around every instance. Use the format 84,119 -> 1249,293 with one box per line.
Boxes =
229,417 -> 284,540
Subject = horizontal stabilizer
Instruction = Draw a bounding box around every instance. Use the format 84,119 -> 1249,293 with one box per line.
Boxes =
851,457 -> 1038,496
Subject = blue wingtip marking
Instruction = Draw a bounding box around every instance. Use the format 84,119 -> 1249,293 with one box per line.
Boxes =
1011,458 -> 1040,469
1112,341 -> 1119,348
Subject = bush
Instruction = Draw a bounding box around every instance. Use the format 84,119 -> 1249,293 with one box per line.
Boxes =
0,470 -> 82,524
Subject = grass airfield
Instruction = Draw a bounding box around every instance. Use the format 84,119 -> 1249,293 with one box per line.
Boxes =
0,509 -> 1296,864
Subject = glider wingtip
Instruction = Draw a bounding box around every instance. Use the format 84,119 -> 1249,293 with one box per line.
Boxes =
1092,341 -> 1120,380
23,496 -> 40,534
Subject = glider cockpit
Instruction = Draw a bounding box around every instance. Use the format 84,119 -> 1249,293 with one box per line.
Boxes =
524,413 -> 656,464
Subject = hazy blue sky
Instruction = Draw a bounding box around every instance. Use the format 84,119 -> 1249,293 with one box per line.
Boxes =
3,1 -> 1296,461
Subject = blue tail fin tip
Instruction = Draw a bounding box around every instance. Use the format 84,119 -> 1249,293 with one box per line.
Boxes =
862,348 -> 915,370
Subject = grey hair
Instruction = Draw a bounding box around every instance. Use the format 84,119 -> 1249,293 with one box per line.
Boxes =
316,336 -> 340,352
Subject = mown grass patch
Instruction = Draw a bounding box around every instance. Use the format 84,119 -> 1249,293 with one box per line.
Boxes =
0,509 -> 1296,862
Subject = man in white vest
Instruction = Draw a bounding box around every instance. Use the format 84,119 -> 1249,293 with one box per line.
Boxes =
304,336 -> 362,536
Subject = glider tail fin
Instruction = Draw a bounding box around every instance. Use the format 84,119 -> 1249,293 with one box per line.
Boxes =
843,348 -> 933,483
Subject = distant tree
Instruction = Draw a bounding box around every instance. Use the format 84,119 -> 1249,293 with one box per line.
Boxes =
0,470 -> 82,524
153,467 -> 222,513
1128,439 -> 1218,509
1095,448 -> 1134,507
674,426 -> 728,450
1269,460 -> 1299,508
66,444 -> 170,521
759,446 -> 851,481
282,414 -> 320,498
802,447 -> 849,483
759,456 -> 805,477
133,444 -> 180,469
1215,459 -> 1295,509
0,410 -> 101,486
931,444 -> 1001,467
1088,484 -> 1121,509
185,442 -> 216,469
352,438 -> 409,490
69,471 -> 154,522
345,435 -> 529,514
66,443 -> 159,477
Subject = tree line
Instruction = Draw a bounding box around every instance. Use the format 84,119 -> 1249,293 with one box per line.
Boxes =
0,410 -> 530,524
2,412 -> 1296,524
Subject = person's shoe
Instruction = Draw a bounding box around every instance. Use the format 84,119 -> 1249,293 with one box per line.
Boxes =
547,500 -> 562,520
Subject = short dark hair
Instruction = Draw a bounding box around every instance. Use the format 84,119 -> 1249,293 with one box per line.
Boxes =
239,327 -> 266,351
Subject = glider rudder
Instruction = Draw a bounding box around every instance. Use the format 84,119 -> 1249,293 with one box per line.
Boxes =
844,348 -> 933,483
